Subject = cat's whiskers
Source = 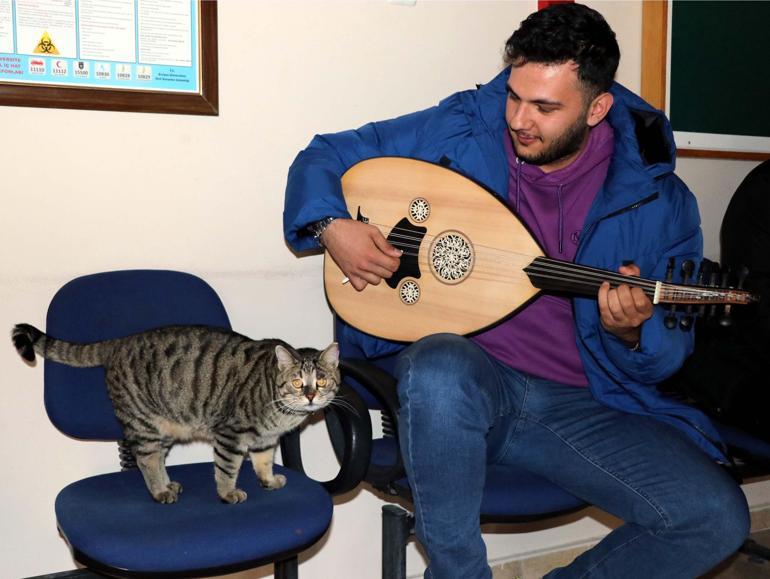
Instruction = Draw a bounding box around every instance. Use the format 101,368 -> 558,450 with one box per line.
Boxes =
275,402 -> 302,415
265,398 -> 291,410
327,396 -> 360,418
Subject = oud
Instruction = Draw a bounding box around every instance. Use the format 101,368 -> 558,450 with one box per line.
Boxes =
323,157 -> 758,342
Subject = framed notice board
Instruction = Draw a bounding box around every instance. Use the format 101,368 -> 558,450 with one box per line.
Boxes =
0,0 -> 218,115
642,1 -> 769,160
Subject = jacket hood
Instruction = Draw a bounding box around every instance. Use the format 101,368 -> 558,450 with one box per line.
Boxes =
607,82 -> 677,179
592,83 -> 678,224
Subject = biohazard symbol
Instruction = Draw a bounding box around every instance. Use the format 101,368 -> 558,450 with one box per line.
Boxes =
34,32 -> 59,55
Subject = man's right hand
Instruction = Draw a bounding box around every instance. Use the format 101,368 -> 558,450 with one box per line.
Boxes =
321,218 -> 402,291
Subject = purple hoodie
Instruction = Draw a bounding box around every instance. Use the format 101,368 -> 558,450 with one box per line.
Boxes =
472,120 -> 615,386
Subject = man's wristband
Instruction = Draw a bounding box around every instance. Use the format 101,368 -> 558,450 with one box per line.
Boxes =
308,217 -> 337,247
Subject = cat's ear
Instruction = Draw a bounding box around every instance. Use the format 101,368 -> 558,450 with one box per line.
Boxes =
320,342 -> 339,368
275,345 -> 298,371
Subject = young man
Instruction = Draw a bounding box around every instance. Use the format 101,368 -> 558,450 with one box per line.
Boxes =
283,4 -> 749,577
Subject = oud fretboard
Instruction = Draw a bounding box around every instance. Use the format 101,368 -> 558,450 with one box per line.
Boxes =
523,256 -> 756,305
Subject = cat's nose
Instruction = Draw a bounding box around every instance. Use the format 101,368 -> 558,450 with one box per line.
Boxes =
305,392 -> 315,404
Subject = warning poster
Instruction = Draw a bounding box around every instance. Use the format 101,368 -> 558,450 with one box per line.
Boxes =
0,0 -> 200,93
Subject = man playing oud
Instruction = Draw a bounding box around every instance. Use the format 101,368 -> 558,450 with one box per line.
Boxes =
283,4 -> 748,577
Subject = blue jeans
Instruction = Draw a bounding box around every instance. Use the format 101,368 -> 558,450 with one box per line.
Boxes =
395,334 -> 749,579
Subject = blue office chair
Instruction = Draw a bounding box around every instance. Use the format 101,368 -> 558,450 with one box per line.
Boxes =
320,318 -> 586,579
30,270 -> 368,579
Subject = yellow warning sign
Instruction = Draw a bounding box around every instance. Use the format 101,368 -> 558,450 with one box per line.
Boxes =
34,32 -> 59,55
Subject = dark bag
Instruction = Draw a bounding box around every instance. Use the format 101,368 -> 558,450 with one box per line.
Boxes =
662,161 -> 770,441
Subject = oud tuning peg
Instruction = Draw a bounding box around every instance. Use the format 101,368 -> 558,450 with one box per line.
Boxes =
696,261 -> 709,318
719,268 -> 733,327
680,260 -> 695,282
707,262 -> 721,319
718,266 -> 752,328
665,258 -> 675,282
679,260 -> 695,331
696,261 -> 707,284
664,258 -> 678,329
737,266 -> 749,289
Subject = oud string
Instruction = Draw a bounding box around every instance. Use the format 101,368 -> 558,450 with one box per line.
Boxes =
367,221 -> 636,289
358,221 -> 737,301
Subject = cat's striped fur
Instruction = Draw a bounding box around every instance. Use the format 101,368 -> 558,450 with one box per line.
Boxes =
12,323 -> 339,504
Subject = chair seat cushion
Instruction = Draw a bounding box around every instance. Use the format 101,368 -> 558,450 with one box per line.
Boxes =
55,462 -> 333,575
372,438 -> 584,518
717,421 -> 770,460
480,464 -> 584,517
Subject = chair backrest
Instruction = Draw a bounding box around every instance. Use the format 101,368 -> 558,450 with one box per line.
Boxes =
335,317 -> 399,410
44,270 -> 231,440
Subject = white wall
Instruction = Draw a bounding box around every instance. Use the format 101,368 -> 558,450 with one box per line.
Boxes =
1,2 -> 765,578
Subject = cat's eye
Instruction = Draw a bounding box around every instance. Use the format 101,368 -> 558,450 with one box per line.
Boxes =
291,378 -> 303,389
317,378 -> 328,388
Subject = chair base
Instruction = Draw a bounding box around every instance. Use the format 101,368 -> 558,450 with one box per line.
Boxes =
382,505 -> 415,579
275,556 -> 299,579
739,538 -> 770,563
23,571 -> 104,579
24,556 -> 299,579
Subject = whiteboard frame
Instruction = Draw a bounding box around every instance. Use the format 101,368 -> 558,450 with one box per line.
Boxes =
641,0 -> 769,160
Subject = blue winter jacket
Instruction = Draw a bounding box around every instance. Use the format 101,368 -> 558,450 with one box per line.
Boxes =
284,68 -> 727,461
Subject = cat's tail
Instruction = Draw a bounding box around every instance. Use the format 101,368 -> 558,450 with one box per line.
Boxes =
12,324 -> 108,367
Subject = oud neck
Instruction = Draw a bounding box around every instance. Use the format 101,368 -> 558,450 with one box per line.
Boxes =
523,256 -> 757,306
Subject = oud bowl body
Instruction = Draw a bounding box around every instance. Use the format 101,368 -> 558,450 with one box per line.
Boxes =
323,157 -> 542,342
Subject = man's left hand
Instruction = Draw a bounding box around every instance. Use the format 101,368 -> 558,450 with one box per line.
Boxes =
597,263 -> 653,347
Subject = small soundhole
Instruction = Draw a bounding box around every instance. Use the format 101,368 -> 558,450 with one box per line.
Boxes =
409,198 -> 430,223
399,279 -> 421,305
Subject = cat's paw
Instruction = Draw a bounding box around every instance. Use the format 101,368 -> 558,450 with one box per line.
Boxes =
220,488 -> 248,504
261,474 -> 287,490
155,481 -> 183,503
153,489 -> 179,505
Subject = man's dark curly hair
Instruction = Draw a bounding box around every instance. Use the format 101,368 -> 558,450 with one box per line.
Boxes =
504,3 -> 620,100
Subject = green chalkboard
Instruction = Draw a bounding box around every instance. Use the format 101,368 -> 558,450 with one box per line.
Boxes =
670,1 -> 770,140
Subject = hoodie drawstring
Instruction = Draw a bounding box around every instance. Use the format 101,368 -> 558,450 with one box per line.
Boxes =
557,184 -> 564,254
514,155 -> 565,255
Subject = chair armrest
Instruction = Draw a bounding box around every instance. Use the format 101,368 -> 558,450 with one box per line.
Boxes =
280,380 -> 372,495
338,358 -> 407,488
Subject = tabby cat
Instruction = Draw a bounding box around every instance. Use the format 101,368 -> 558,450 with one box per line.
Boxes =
12,323 -> 339,504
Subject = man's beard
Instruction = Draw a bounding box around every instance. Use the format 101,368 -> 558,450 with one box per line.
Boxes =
514,114 -> 590,167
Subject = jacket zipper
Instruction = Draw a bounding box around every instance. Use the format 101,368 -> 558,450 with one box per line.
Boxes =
596,191 -> 659,222
576,191 -> 660,264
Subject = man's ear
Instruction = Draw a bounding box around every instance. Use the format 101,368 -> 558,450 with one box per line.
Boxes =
586,92 -> 614,127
